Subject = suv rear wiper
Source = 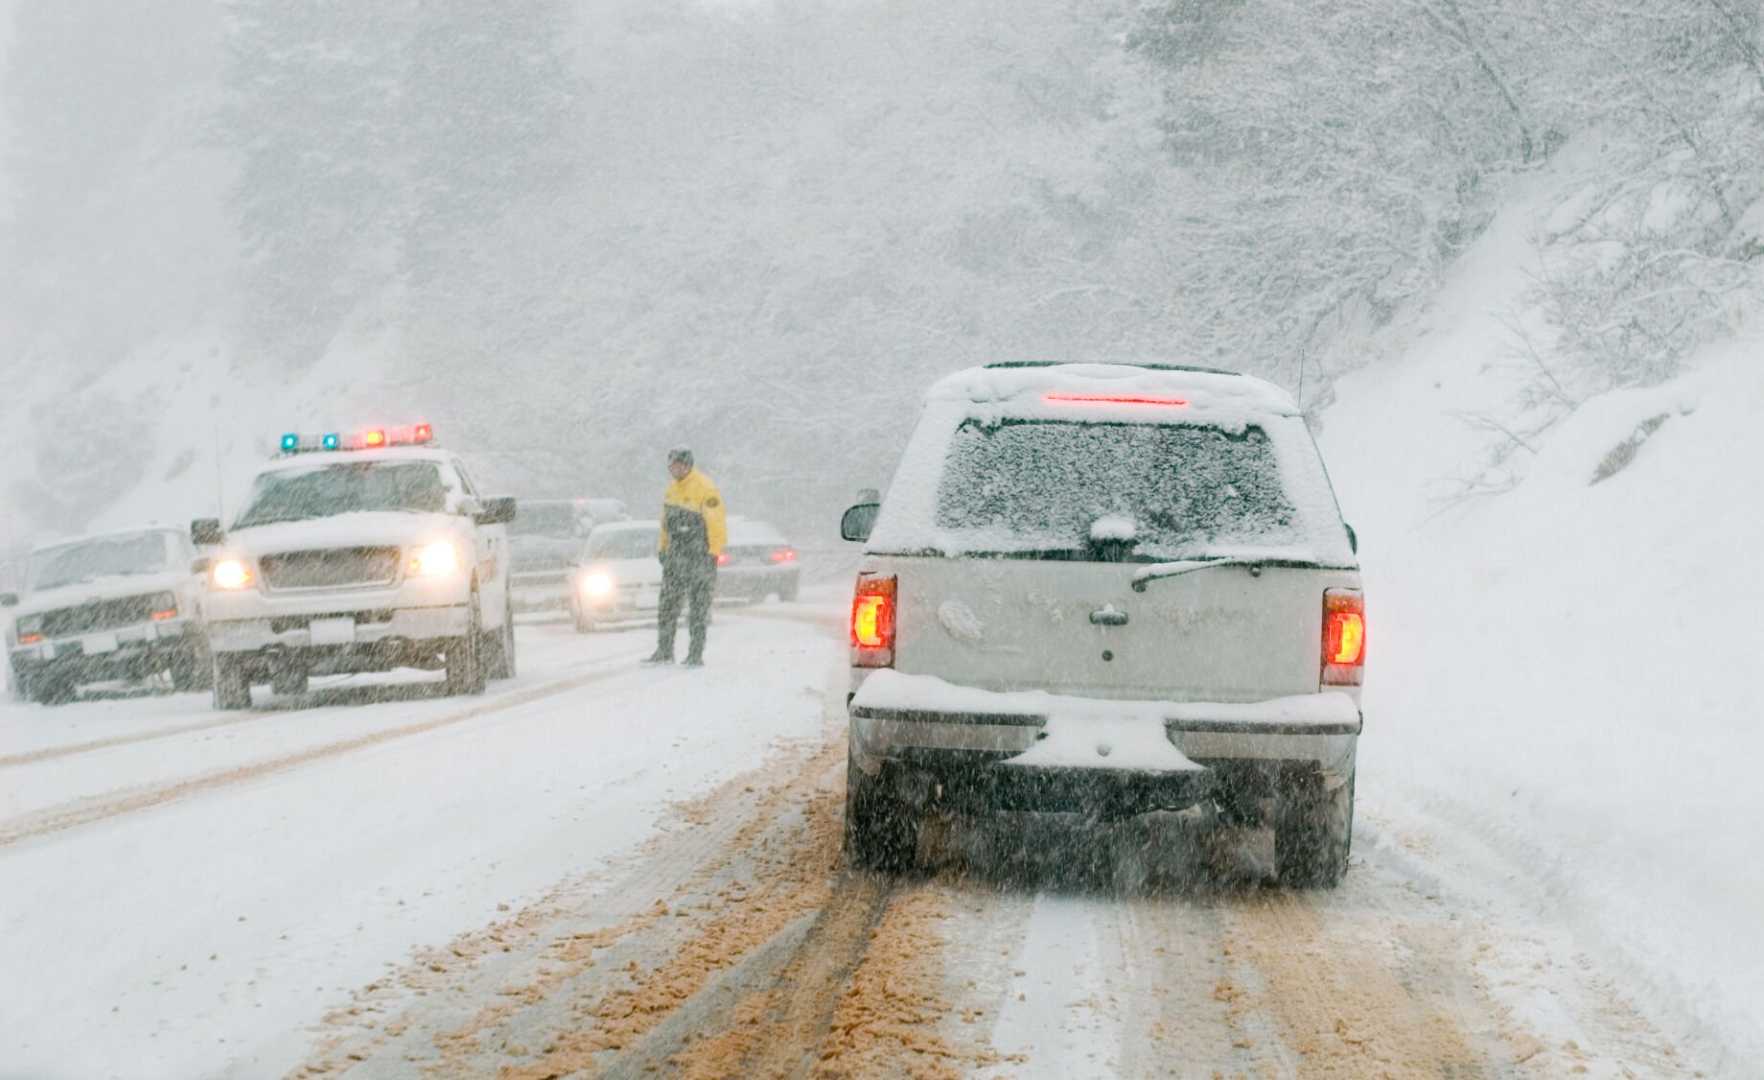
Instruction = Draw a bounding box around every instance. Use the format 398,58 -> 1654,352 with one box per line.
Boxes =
1131,556 -> 1333,591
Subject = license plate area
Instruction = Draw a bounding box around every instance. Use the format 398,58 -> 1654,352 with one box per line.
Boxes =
309,617 -> 357,646
82,632 -> 120,655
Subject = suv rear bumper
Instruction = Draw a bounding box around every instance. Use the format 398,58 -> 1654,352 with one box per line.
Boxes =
848,673 -> 1359,813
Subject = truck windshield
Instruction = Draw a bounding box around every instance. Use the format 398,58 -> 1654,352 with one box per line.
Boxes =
934,419 -> 1298,558
235,462 -> 448,527
29,532 -> 173,591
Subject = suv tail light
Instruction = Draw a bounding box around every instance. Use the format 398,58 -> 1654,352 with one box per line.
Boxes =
851,575 -> 897,668
1322,588 -> 1365,686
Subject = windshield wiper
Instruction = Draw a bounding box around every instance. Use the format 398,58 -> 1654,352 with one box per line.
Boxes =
1131,556 -> 1333,591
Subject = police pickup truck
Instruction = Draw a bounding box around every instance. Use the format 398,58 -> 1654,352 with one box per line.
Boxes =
3,527 -> 211,704
194,425 -> 518,709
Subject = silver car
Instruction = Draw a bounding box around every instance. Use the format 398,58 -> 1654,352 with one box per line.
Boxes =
839,361 -> 1365,886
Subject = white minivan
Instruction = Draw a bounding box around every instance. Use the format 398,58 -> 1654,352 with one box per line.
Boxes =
840,362 -> 1365,886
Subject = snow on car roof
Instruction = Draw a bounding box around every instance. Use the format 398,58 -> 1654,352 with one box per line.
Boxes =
928,362 -> 1300,422
257,446 -> 457,474
29,524 -> 184,555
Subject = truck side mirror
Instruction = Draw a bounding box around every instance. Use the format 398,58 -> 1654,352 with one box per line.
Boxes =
476,496 -> 517,526
1344,523 -> 1358,554
191,518 -> 225,546
841,503 -> 879,543
0,592 -> 17,608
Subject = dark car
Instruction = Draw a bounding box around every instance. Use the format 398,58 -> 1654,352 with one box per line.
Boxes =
715,518 -> 800,603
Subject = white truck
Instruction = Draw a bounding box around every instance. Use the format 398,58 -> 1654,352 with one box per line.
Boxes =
194,426 -> 518,709
839,362 -> 1365,886
2,527 -> 211,705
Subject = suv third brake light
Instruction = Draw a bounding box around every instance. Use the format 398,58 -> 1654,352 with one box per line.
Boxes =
1322,588 -> 1365,686
852,576 -> 897,668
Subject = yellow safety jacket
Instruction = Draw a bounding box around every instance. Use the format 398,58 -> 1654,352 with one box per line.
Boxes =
659,469 -> 728,558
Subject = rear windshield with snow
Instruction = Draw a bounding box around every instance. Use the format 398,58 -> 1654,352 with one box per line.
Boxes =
933,420 -> 1299,558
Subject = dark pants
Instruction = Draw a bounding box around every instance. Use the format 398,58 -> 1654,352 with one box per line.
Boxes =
656,554 -> 716,660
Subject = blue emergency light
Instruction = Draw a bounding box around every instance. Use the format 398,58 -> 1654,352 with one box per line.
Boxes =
280,433 -> 300,452
322,433 -> 341,450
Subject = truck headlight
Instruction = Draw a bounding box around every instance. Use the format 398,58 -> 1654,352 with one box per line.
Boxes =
580,571 -> 615,599
211,559 -> 254,590
409,541 -> 461,578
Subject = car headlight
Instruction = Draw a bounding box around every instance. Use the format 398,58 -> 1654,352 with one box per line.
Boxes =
409,541 -> 462,578
211,559 -> 254,590
580,571 -> 615,599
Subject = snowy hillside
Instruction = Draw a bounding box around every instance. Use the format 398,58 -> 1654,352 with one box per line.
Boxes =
1320,172 -> 1764,1066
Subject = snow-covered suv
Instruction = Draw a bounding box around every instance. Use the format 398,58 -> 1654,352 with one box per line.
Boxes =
2,528 -> 211,705
839,362 -> 1365,886
194,427 -> 518,709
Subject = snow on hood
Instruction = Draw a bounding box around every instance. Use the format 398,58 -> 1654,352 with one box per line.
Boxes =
225,512 -> 472,556
13,570 -> 193,617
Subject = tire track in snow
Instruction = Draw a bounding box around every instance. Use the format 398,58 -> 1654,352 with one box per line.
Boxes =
0,709 -> 284,768
0,651 -> 648,849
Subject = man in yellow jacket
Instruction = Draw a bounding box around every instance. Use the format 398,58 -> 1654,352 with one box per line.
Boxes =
647,448 -> 727,667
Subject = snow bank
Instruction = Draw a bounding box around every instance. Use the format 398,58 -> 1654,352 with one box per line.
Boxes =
1319,176 -> 1764,1066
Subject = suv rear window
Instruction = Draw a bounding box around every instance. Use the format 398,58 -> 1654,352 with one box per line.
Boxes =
934,419 -> 1297,557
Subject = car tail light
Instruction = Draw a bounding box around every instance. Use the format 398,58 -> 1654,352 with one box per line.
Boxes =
716,552 -> 731,568
770,547 -> 797,564
852,575 -> 897,668
1322,588 -> 1365,686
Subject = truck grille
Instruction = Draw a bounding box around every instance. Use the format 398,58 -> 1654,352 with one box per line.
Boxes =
38,594 -> 171,637
259,547 -> 401,590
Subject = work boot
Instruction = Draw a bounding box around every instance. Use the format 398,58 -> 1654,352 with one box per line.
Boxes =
643,650 -> 674,665
683,650 -> 704,668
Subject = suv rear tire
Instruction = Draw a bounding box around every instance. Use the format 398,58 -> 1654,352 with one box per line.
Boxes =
1274,772 -> 1354,888
213,655 -> 252,711
844,753 -> 919,873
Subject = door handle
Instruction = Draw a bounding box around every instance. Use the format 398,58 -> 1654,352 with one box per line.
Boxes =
1089,606 -> 1129,626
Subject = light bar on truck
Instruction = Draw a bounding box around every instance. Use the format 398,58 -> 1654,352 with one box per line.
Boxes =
277,425 -> 437,455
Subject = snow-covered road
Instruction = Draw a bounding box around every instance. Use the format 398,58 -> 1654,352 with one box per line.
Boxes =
0,601 -> 1727,1077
